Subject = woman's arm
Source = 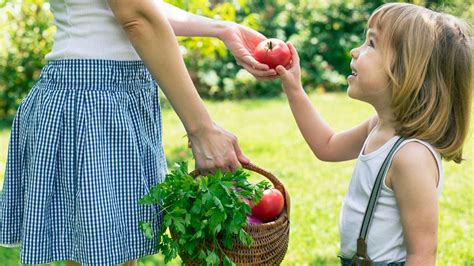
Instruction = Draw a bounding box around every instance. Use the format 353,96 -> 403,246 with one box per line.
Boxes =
391,142 -> 439,265
108,0 -> 248,173
157,1 -> 226,38
157,1 -> 277,80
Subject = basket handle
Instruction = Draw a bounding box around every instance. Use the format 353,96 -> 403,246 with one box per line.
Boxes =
189,162 -> 291,218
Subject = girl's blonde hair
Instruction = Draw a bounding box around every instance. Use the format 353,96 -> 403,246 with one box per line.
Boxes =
368,3 -> 472,163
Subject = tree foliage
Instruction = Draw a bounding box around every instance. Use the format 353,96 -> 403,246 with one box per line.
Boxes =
0,0 -> 54,121
0,0 -> 472,120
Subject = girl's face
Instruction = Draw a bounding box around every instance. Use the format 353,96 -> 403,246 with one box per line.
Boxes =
347,28 -> 391,107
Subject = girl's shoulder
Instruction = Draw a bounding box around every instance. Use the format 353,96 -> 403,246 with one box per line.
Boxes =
389,139 -> 441,189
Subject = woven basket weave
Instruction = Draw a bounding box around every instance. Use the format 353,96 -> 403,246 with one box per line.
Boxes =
175,162 -> 291,265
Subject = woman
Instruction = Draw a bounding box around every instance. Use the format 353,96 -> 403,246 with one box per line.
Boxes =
0,0 -> 276,265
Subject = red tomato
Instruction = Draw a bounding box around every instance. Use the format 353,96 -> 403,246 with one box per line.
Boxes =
253,38 -> 291,69
251,188 -> 285,222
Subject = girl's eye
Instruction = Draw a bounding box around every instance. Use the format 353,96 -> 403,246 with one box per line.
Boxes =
368,40 -> 375,48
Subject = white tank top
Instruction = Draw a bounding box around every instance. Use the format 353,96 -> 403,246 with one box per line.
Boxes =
45,0 -> 140,61
338,133 -> 443,261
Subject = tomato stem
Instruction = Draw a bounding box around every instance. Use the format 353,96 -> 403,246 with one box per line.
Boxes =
267,41 -> 273,50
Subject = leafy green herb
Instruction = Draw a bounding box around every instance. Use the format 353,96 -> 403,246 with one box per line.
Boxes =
139,161 -> 269,266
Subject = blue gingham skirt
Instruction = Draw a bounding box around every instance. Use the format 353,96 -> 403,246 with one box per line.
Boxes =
0,59 -> 167,265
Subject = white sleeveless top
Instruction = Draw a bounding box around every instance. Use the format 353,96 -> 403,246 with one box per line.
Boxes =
45,0 -> 140,61
338,133 -> 443,261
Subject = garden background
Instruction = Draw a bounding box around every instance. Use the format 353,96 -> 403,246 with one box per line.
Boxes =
0,0 -> 473,265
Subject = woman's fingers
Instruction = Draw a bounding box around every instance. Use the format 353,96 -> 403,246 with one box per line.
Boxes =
197,158 -> 238,175
189,124 -> 246,175
237,60 -> 278,79
232,136 -> 249,165
238,55 -> 269,71
275,65 -> 287,75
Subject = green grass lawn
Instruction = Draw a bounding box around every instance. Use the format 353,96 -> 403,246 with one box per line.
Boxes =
0,92 -> 473,265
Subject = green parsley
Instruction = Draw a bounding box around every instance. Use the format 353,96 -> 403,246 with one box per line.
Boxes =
139,161 -> 269,266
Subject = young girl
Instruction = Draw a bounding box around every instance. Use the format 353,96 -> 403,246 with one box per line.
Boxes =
276,3 -> 471,265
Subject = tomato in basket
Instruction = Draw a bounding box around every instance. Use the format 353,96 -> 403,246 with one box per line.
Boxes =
251,188 -> 284,222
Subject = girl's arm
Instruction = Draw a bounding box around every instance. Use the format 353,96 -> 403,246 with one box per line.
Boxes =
276,43 -> 378,162
157,1 -> 277,80
391,143 -> 439,265
107,0 -> 248,173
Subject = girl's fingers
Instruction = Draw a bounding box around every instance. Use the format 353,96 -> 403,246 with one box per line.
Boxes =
287,42 -> 300,65
275,65 -> 288,77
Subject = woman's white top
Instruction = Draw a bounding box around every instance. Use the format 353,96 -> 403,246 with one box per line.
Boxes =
338,133 -> 443,262
45,0 -> 140,61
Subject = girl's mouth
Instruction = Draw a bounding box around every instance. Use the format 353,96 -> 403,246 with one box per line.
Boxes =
347,71 -> 358,81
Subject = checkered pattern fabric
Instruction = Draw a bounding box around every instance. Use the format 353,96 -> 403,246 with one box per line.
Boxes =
0,59 -> 166,265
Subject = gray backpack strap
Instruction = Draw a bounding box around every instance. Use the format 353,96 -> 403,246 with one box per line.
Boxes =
353,137 -> 405,265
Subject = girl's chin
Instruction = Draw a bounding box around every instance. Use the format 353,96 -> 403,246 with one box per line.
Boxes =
347,86 -> 356,99
347,87 -> 365,102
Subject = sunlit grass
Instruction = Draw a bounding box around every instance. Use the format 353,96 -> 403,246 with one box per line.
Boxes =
1,92 -> 473,265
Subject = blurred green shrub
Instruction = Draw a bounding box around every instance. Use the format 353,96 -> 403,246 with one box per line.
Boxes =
242,0 -> 384,93
166,0 -> 379,99
165,0 -> 265,99
170,0 -> 473,98
0,0 -> 54,121
0,0 -> 472,121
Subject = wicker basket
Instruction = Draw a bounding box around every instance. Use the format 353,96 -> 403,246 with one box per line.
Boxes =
175,162 -> 291,265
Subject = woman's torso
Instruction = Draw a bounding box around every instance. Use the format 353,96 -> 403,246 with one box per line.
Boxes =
338,133 -> 443,262
45,0 -> 140,60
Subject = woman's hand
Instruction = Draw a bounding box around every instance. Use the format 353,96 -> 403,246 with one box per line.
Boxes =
156,2 -> 276,80
219,22 -> 278,80
187,122 -> 250,175
275,42 -> 303,95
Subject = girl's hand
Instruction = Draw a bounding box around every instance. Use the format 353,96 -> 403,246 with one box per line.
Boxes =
187,122 -> 250,175
220,22 -> 278,80
275,42 -> 303,94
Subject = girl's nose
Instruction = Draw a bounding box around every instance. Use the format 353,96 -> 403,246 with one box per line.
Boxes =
350,47 -> 359,59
